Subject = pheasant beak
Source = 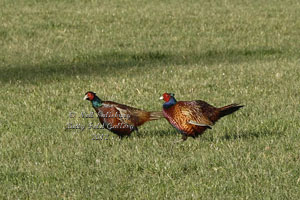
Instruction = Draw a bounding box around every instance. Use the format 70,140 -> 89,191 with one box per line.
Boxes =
159,96 -> 164,100
83,94 -> 89,100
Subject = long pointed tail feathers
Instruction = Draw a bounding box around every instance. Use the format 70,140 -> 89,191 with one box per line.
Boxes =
148,111 -> 164,121
218,104 -> 244,118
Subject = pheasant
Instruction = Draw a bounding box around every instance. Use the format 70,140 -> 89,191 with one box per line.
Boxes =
160,93 -> 243,141
84,91 -> 163,138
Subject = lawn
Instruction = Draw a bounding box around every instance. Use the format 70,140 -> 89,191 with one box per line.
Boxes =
0,0 -> 300,199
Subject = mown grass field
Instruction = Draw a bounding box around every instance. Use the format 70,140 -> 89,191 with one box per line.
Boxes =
1,0 -> 300,199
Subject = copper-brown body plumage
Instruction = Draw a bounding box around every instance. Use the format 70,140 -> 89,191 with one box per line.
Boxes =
94,101 -> 162,137
161,93 -> 243,141
84,92 -> 163,138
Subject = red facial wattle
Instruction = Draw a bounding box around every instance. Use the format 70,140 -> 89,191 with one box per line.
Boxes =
163,93 -> 171,102
88,93 -> 95,100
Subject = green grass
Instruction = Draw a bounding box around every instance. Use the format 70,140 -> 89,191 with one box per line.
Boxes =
1,0 -> 300,199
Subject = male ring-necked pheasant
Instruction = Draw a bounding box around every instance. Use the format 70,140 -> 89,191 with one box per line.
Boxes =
160,93 -> 243,141
84,91 -> 163,138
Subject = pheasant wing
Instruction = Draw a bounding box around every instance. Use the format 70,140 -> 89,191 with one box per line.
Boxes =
103,101 -> 149,127
114,106 -> 137,126
180,103 -> 214,128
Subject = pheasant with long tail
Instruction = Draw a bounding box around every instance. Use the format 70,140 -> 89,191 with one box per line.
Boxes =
84,91 -> 163,138
160,93 -> 243,141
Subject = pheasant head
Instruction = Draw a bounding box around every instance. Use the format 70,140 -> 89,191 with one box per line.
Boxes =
160,92 -> 177,108
84,91 -> 102,108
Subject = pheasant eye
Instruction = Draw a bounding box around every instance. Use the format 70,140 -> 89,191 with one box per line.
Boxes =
163,93 -> 171,102
88,93 -> 94,100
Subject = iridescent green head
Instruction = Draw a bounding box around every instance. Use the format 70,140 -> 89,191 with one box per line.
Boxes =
84,91 -> 102,108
